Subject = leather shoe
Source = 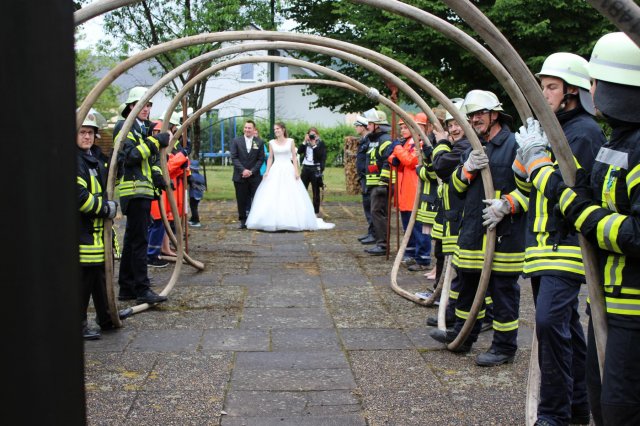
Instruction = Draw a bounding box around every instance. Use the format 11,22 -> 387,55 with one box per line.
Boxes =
408,263 -> 432,272
480,320 -> 493,333
357,233 -> 371,241
136,289 -> 168,304
426,316 -> 454,328
118,307 -> 134,320
360,235 -> 376,244
83,327 -> 101,340
238,222 -> 247,229
475,348 -> 514,366
365,245 -> 386,256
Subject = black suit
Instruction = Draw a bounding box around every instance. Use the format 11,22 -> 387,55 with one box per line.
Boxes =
297,138 -> 327,214
230,135 -> 265,223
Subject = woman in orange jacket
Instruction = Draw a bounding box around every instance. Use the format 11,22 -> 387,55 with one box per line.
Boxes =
388,115 -> 432,270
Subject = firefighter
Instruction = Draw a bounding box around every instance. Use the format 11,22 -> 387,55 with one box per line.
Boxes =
520,32 -> 640,426
430,90 -> 527,366
426,99 -> 468,324
362,108 -> 395,256
77,112 -> 118,340
115,86 -> 171,305
354,115 -> 375,244
412,112 -> 438,272
514,53 -> 606,426
148,111 -> 189,267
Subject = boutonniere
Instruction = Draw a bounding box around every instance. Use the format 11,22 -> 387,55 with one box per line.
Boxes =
252,142 -> 259,150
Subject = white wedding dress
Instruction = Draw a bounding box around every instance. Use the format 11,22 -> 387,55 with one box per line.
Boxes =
246,138 -> 335,232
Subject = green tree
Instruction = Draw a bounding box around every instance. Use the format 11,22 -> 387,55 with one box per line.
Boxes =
75,47 -> 121,117
282,0 -> 614,121
99,0 -> 275,156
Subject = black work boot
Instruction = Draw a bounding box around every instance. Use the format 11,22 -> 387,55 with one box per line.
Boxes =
429,329 -> 472,353
136,289 -> 168,304
475,348 -> 515,366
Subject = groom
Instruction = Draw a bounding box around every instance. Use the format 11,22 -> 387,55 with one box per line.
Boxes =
230,120 -> 265,229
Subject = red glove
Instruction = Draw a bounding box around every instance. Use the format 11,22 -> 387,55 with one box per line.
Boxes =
368,164 -> 379,173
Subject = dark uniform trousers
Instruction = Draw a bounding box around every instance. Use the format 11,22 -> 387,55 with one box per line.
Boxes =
532,275 -> 588,425
119,197 -> 153,297
369,186 -> 388,247
81,265 -> 111,328
454,271 -> 519,354
587,318 -> 640,426
361,182 -> 374,236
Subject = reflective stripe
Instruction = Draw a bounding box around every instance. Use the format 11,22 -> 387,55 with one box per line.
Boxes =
452,169 -> 468,192
455,307 -> 486,320
595,147 -> 628,169
454,246 -> 524,273
574,205 -> 599,232
590,56 -> 640,73
523,245 -> 585,275
433,144 -> 451,156
449,289 -> 459,300
510,188 -> 528,213
605,296 -> 640,316
493,319 -> 518,332
603,254 -> 624,288
627,164 -> 640,194
559,188 -> 577,214
597,213 -> 625,253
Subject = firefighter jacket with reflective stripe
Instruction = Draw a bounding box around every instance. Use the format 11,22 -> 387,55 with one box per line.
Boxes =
524,108 -> 606,279
433,137 -> 471,254
365,126 -> 394,187
150,149 -> 190,221
356,134 -> 370,182
556,124 -> 640,328
451,125 -> 527,275
77,145 -> 111,265
415,135 -> 438,225
114,119 -> 163,213
388,138 -> 419,212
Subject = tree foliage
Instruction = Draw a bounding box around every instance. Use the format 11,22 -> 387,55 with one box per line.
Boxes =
75,47 -> 121,116
282,0 -> 614,119
97,0 -> 275,155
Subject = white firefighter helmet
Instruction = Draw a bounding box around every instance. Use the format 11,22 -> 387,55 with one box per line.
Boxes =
363,108 -> 389,125
444,98 -> 466,122
461,90 -> 503,115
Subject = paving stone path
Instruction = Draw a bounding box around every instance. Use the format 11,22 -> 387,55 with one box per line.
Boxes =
85,200 -> 588,425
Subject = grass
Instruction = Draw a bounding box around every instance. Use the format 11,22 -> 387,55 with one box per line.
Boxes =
199,164 -> 361,202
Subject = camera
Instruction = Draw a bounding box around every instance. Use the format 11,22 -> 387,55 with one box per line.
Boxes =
309,134 -> 316,140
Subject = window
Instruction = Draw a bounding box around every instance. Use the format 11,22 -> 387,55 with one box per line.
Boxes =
279,66 -> 289,80
241,109 -> 255,120
240,63 -> 254,81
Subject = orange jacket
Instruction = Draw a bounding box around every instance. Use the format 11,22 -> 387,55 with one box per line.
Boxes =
150,151 -> 189,221
388,138 -> 419,212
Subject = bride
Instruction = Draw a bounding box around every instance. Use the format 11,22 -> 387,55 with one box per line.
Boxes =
246,122 -> 334,231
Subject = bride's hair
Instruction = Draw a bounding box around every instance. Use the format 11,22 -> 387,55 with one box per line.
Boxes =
275,121 -> 288,138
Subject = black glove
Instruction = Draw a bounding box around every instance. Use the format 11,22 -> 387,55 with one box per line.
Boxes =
422,144 -> 434,158
155,132 -> 171,148
555,168 -> 592,201
170,181 -> 176,191
152,173 -> 167,191
553,204 -> 575,241
102,200 -> 118,219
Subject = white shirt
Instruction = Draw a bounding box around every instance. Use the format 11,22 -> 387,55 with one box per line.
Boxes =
244,136 -> 253,153
302,144 -> 315,166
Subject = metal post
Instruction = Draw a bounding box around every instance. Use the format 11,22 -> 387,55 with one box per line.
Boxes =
7,1 -> 85,423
